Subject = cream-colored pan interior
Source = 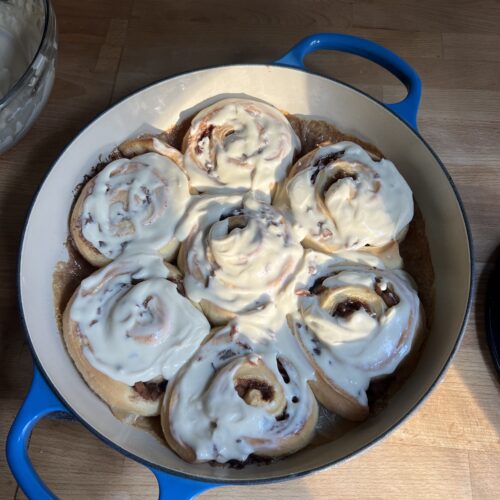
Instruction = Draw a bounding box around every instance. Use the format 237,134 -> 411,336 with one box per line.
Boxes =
19,65 -> 472,483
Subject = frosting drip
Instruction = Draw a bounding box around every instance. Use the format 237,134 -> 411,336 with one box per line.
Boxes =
69,253 -> 210,385
80,152 -> 190,259
275,141 -> 413,251
166,319 -> 317,462
183,98 -> 300,200
294,264 -> 422,405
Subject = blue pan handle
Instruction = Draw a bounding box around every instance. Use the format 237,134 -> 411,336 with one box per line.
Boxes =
149,469 -> 217,499
6,366 -> 69,500
6,365 -> 218,499
274,33 -> 422,129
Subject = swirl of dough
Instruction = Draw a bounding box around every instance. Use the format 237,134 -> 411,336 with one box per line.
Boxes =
63,252 -> 210,416
161,320 -> 317,463
290,263 -> 423,421
274,141 -> 413,255
177,195 -> 304,325
182,98 -> 300,200
71,141 -> 189,267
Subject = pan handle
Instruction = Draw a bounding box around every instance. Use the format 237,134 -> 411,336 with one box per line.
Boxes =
6,366 -> 71,500
7,366 -> 219,499
274,33 -> 422,129
148,468 -> 219,499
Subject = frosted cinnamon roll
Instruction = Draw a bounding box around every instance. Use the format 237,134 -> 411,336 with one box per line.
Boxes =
162,320 -> 317,463
177,195 -> 304,325
274,141 -> 413,258
118,135 -> 185,163
63,253 -> 210,417
70,140 -> 189,267
290,263 -> 423,421
182,98 -> 300,200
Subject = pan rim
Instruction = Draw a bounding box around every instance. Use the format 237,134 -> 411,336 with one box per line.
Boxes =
17,62 -> 475,485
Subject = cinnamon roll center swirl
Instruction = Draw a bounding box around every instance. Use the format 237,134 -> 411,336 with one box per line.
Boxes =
74,151 -> 190,264
278,141 -> 414,252
292,265 -> 423,410
233,360 -> 286,416
183,98 -> 300,199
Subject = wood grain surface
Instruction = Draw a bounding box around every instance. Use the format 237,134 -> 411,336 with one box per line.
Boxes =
1,1 -> 499,498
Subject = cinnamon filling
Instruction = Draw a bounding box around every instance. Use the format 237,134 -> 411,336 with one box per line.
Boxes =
218,208 -> 244,222
141,186 -> 152,205
195,124 -> 215,154
309,276 -> 327,295
133,380 -> 167,401
227,215 -> 248,233
235,378 -> 274,403
275,406 -> 289,422
313,151 -> 345,169
229,222 -> 247,232
276,359 -> 290,384
322,170 -> 358,192
218,348 -> 236,361
167,275 -> 186,296
333,299 -> 371,318
374,279 -> 400,307
310,150 -> 345,183
225,454 -> 275,469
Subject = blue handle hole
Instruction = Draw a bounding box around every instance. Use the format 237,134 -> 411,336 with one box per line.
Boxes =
26,417 -> 156,498
303,51 -> 408,104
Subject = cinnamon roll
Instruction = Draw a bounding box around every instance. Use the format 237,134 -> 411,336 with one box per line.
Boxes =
70,140 -> 189,267
177,195 -> 304,325
274,141 -> 413,259
62,252 -> 210,417
161,320 -> 318,463
182,98 -> 300,200
118,135 -> 184,165
290,263 -> 423,421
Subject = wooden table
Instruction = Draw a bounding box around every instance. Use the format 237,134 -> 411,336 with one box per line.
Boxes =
1,1 -> 499,498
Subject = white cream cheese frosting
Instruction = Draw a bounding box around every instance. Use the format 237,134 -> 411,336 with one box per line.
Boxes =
0,0 -> 44,98
62,97 -> 427,459
80,152 -> 190,259
178,194 -> 304,316
275,141 -> 414,252
183,98 -> 300,200
69,253 -> 210,385
166,318 -> 317,463
293,263 -> 422,406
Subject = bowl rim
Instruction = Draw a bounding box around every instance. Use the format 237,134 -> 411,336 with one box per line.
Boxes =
17,63 -> 475,485
0,0 -> 50,107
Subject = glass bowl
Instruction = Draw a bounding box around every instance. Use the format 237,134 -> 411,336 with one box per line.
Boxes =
0,0 -> 57,154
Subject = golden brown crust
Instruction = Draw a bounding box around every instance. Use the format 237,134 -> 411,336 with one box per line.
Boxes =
252,395 -> 318,458
289,318 -> 369,421
308,375 -> 368,422
198,299 -> 236,326
177,240 -> 236,325
161,373 -> 198,463
70,180 -> 111,267
118,135 -> 187,177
